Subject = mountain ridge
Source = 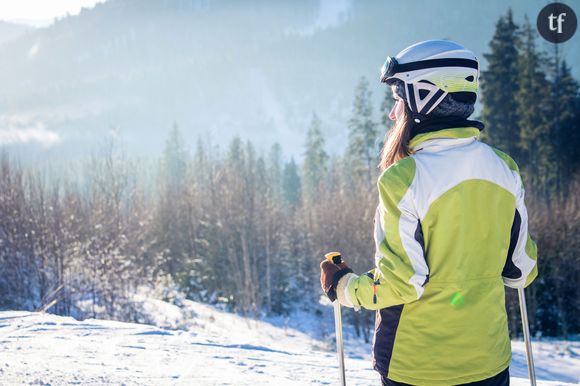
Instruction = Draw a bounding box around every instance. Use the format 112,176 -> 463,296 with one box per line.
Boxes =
0,0 -> 577,160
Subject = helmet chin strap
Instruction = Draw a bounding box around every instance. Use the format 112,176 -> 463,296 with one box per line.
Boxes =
404,82 -> 448,120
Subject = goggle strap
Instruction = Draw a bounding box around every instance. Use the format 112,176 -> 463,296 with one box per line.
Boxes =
396,58 -> 478,74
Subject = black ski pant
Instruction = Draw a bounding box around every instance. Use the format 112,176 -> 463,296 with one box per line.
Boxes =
381,367 -> 510,386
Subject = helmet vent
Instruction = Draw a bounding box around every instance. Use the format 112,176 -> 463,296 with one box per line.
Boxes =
419,89 -> 429,99
465,75 -> 475,82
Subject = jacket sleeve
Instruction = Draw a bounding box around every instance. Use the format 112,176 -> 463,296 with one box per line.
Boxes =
502,164 -> 538,288
341,157 -> 430,310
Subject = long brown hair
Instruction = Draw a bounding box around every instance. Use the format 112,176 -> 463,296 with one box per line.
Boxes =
378,103 -> 414,171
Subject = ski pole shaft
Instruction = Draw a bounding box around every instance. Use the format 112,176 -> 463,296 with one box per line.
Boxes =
518,287 -> 536,386
325,252 -> 346,386
333,300 -> 346,386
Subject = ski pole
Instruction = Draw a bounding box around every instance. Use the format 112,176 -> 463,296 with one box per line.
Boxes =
517,287 -> 536,386
325,252 -> 346,386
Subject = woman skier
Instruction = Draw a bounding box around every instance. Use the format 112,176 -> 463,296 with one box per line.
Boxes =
320,40 -> 538,386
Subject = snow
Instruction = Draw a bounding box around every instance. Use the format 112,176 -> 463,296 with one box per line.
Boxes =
0,301 -> 578,385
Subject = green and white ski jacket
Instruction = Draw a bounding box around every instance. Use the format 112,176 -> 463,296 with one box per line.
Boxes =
337,126 -> 538,385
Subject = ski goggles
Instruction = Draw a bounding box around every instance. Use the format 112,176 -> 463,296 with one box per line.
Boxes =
380,56 -> 399,83
380,56 -> 479,83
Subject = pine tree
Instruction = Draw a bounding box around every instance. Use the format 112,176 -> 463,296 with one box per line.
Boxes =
157,122 -> 191,282
481,9 -> 522,161
268,143 -> 283,201
347,77 -> 378,181
302,112 -> 327,200
282,158 -> 301,207
516,17 -> 552,194
550,59 -> 580,191
162,122 -> 188,193
380,86 -> 395,129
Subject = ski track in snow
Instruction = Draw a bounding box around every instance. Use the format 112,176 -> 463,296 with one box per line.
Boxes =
0,302 -> 578,386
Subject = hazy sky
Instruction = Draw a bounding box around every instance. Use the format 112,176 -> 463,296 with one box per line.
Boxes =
0,0 -> 106,26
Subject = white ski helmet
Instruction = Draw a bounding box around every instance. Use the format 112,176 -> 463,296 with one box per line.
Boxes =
380,40 -> 479,119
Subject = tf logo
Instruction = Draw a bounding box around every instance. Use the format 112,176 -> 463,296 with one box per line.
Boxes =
537,2 -> 577,43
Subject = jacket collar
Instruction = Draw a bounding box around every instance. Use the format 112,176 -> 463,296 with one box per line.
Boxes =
409,127 -> 481,152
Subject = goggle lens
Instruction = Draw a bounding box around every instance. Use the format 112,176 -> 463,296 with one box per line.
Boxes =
380,56 -> 398,82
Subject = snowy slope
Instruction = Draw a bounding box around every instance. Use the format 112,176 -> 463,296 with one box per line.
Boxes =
0,302 -> 579,385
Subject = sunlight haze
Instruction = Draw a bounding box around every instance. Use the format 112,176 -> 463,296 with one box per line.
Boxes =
0,0 -> 106,26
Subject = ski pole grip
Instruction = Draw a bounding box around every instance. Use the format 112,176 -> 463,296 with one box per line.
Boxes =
325,252 -> 342,265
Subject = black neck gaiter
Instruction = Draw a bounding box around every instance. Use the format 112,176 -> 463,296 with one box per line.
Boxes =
410,116 -> 485,138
